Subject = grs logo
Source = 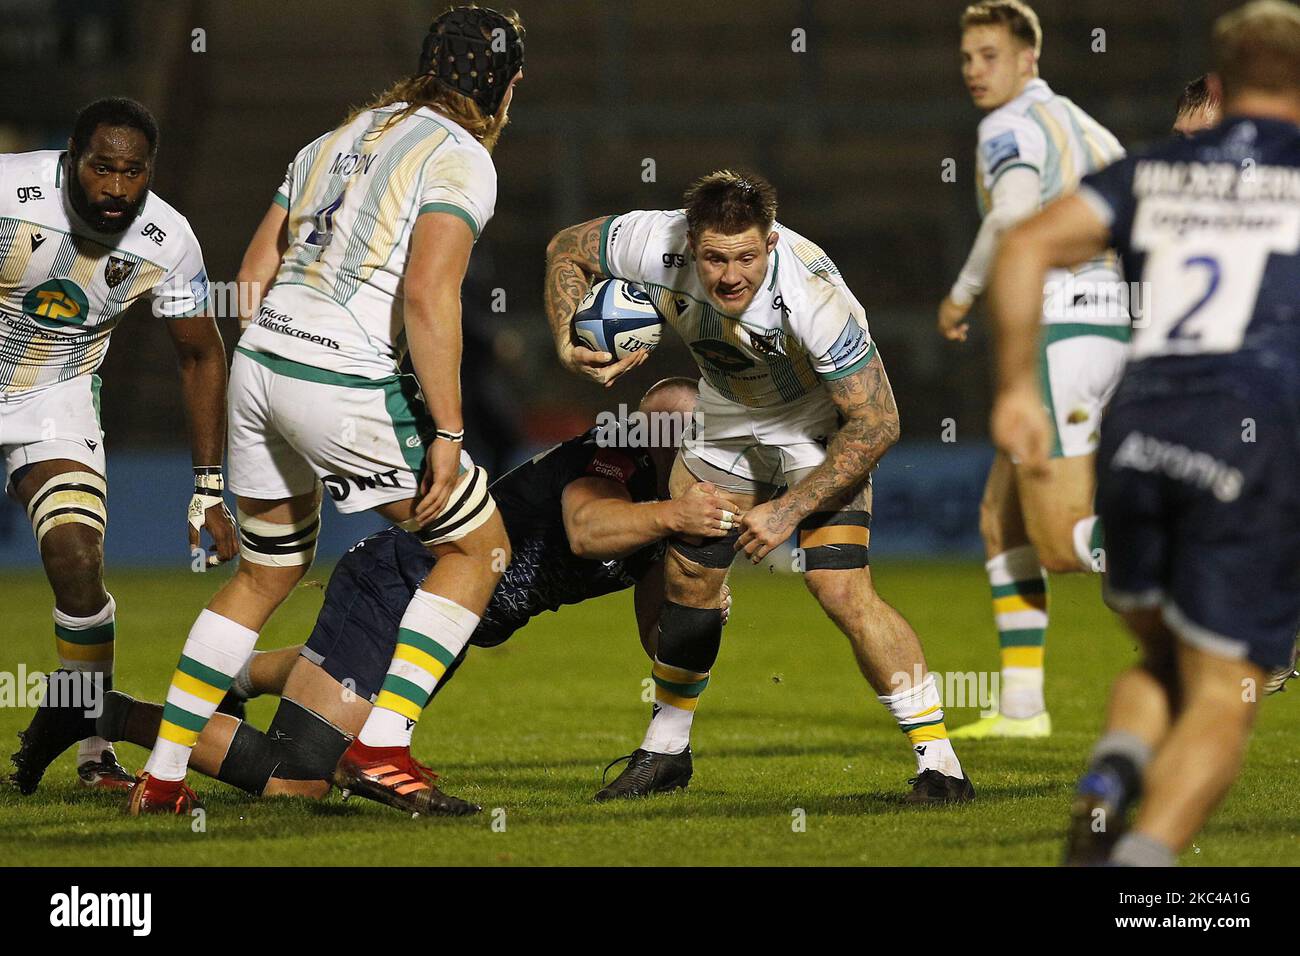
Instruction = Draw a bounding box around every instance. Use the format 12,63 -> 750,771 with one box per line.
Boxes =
17,186 -> 43,203
140,222 -> 166,245
661,252 -> 687,268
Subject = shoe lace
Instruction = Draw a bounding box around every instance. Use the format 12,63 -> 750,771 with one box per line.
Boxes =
601,753 -> 636,785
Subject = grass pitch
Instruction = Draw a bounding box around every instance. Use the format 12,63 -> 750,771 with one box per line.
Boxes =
2,560 -> 1298,867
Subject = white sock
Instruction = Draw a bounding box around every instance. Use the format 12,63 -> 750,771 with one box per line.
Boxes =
1000,666 -> 1046,719
144,610 -> 259,782
358,590 -> 479,749
878,673 -> 963,778
1072,515 -> 1102,572
641,702 -> 694,754
53,597 -> 117,763
231,651 -> 261,700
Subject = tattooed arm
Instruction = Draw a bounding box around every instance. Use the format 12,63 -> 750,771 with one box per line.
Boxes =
544,216 -> 650,387
735,352 -> 900,562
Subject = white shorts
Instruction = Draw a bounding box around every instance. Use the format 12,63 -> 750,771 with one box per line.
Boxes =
228,349 -> 474,517
1041,326 -> 1128,459
681,379 -> 839,490
1,374 -> 106,490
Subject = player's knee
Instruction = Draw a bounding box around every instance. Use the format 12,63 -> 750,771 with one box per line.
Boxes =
1036,542 -> 1082,575
665,541 -> 728,605
43,536 -> 106,614
804,567 -> 868,615
234,558 -> 309,605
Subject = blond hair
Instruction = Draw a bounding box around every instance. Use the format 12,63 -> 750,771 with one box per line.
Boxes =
961,0 -> 1042,56
1213,0 -> 1300,98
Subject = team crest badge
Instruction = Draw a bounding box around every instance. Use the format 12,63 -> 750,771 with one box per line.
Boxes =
104,256 -> 135,289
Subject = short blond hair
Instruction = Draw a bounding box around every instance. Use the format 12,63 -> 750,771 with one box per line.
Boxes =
961,0 -> 1042,56
1214,0 -> 1300,98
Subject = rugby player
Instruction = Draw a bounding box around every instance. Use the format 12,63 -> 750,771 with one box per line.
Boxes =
129,6 -> 526,814
1173,75 -> 1223,137
546,171 -> 975,803
6,97 -> 237,794
938,1 -> 1127,739
989,0 -> 1300,865
97,380 -> 740,814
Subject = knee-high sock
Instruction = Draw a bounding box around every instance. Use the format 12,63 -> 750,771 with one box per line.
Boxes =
357,590 -> 480,749
144,609 -> 259,781
1072,516 -> 1104,572
987,545 -> 1048,718
641,602 -> 723,755
53,595 -> 117,763
880,673 -> 963,778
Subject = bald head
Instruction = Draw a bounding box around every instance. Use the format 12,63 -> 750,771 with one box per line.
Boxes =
639,377 -> 699,417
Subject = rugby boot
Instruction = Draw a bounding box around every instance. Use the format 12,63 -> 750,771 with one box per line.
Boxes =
594,746 -> 693,801
334,740 -> 479,818
126,773 -> 203,816
10,670 -> 98,795
905,768 -> 976,804
949,711 -> 1052,739
1064,768 -> 1130,865
77,749 -> 135,791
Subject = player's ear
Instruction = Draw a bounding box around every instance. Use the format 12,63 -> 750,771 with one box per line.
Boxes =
766,230 -> 778,253
1206,72 -> 1224,106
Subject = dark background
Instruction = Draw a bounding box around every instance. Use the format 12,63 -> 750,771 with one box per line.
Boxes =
1,0 -> 1238,464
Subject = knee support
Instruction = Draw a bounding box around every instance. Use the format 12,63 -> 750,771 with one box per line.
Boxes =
215,698 -> 351,794
237,505 -> 320,567
669,529 -> 740,570
797,511 -> 870,571
268,697 -> 352,781
657,600 -> 724,673
400,465 -> 495,546
26,471 -> 107,547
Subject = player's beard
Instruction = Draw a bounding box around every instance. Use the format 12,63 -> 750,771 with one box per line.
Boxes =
66,168 -> 148,236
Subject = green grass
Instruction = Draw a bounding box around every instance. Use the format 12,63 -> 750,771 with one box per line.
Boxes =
1,560 -> 1297,866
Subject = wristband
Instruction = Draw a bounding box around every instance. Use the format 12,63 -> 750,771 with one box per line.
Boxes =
189,466 -> 226,533
435,428 -> 464,443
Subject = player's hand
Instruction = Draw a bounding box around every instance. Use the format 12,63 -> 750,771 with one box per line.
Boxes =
991,384 -> 1052,476
670,481 -> 743,538
416,438 -> 462,527
938,295 -> 972,342
720,580 -> 733,626
735,500 -> 798,565
188,498 -> 238,567
557,338 -> 649,388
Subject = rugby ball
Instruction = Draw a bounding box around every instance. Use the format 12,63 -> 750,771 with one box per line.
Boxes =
572,279 -> 664,361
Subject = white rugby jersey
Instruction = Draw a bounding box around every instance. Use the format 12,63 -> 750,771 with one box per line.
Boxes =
239,103 -> 497,380
976,79 -> 1128,327
0,150 -> 208,394
601,210 -> 874,408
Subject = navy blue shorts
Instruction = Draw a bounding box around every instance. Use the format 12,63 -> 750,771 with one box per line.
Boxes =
302,528 -> 436,702
1097,379 -> 1300,670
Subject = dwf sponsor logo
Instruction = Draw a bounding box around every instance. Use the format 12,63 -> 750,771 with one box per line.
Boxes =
49,886 -> 151,936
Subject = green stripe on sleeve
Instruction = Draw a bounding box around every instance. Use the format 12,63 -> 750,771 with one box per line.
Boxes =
418,202 -> 480,238
818,341 -> 877,381
598,215 -> 614,277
